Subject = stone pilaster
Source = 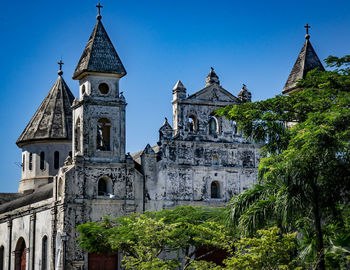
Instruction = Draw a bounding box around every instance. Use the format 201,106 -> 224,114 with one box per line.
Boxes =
29,213 -> 36,270
6,219 -> 12,270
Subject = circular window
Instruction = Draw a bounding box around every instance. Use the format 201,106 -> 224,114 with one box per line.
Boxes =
99,83 -> 109,94
81,85 -> 86,95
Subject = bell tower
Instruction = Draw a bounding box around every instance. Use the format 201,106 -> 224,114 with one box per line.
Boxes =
72,3 -> 127,163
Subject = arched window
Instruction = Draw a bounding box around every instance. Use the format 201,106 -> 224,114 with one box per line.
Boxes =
54,151 -> 59,170
29,153 -> 33,171
81,85 -> 86,95
97,118 -> 111,151
209,116 -> 218,135
40,152 -> 45,170
22,154 -> 25,172
75,118 -> 81,153
211,181 -> 220,199
0,246 -> 4,270
188,115 -> 197,133
98,177 -> 112,196
15,237 -> 26,270
42,236 -> 48,270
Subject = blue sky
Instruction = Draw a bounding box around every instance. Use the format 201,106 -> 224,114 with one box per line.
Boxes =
0,0 -> 349,192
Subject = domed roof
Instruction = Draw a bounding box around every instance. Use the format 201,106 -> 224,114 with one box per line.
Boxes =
16,74 -> 75,147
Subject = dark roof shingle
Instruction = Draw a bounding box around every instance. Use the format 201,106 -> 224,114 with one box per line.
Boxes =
283,38 -> 325,94
16,75 -> 75,147
73,20 -> 126,79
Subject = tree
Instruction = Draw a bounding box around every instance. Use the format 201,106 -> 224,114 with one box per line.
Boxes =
77,205 -> 235,270
217,55 -> 350,270
190,227 -> 302,270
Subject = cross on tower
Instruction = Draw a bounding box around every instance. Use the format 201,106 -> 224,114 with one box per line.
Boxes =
96,2 -> 103,19
58,59 -> 64,70
58,59 -> 64,76
304,23 -> 311,35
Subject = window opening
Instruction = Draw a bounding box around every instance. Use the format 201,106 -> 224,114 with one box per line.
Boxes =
188,115 -> 197,133
75,118 -> 81,153
54,151 -> 59,169
42,236 -> 48,270
98,178 -> 107,196
81,85 -> 86,95
209,117 -> 218,135
22,154 -> 25,172
99,83 -> 109,95
0,246 -> 4,270
211,181 -> 220,199
97,118 -> 111,151
40,152 -> 45,170
98,177 -> 112,196
29,153 -> 33,171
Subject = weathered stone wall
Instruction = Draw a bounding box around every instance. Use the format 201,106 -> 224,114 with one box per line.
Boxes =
55,156 -> 143,269
144,140 -> 259,211
0,198 -> 53,270
19,142 -> 72,193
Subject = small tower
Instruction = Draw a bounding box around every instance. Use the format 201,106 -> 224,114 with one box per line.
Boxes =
72,5 -> 127,162
283,24 -> 325,95
205,67 -> 220,87
172,81 -> 186,136
172,80 -> 187,100
16,61 -> 74,193
238,84 -> 252,103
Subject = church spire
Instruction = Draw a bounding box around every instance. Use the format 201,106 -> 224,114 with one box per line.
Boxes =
72,4 -> 126,80
282,24 -> 325,95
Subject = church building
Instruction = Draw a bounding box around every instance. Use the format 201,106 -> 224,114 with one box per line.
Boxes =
0,5 -> 324,270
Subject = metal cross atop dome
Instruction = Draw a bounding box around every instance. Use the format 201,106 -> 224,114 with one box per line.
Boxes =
58,59 -> 64,76
304,24 -> 311,39
58,59 -> 64,70
304,24 -> 311,34
96,2 -> 103,20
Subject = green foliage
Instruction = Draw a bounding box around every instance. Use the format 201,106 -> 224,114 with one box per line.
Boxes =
189,227 -> 302,270
217,55 -> 350,269
224,227 -> 301,270
77,205 -> 235,270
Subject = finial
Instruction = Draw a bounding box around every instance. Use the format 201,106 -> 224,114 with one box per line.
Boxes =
58,59 -> 64,76
304,23 -> 310,39
165,117 -> 168,122
96,2 -> 103,20
210,67 -> 214,72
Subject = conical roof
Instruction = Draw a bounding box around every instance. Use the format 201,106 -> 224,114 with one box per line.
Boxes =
73,19 -> 126,79
173,80 -> 186,92
16,74 -> 75,147
283,37 -> 324,94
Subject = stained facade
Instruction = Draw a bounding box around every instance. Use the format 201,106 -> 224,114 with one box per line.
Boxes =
0,9 -> 321,270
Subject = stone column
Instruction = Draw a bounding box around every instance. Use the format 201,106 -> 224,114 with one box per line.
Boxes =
29,213 -> 36,270
6,220 -> 12,270
50,204 -> 57,270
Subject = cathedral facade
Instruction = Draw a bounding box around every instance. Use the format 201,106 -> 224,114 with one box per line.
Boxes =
0,7 -> 324,270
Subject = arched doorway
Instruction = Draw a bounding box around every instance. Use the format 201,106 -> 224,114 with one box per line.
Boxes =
15,238 -> 26,270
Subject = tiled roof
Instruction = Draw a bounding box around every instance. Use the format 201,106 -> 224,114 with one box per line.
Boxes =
16,75 -> 74,147
73,19 -> 126,79
283,37 -> 324,94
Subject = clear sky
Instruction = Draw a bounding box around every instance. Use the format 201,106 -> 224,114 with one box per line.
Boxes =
0,0 -> 349,192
